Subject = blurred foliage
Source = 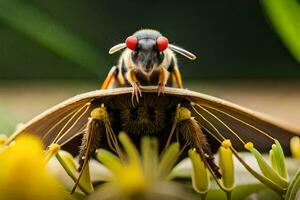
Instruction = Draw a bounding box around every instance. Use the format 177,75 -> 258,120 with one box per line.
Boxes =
0,106 -> 18,134
0,0 -> 106,78
0,0 -> 299,80
205,184 -> 281,200
261,0 -> 300,63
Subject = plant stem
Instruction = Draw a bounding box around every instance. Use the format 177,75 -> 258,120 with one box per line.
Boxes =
56,153 -> 90,195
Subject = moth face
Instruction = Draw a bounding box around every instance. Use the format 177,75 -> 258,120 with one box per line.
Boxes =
131,39 -> 163,75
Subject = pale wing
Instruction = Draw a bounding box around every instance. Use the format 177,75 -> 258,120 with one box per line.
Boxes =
140,87 -> 300,153
180,90 -> 300,153
4,87 -> 300,154
6,98 -> 91,148
4,88 -> 134,149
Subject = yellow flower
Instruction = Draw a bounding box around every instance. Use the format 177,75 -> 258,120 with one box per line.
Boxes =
93,132 -> 191,200
0,134 -> 70,200
96,133 -> 148,197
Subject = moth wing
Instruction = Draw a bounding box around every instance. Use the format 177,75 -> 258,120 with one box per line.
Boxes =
3,89 -> 134,151
176,89 -> 300,153
5,99 -> 90,149
3,87 -> 300,155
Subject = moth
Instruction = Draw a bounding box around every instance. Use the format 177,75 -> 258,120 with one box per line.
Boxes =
2,87 -> 300,193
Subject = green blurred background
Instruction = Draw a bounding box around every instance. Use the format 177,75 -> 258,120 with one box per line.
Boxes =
0,0 -> 300,133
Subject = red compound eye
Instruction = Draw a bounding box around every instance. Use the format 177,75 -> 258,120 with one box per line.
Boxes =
125,36 -> 138,51
156,36 -> 169,52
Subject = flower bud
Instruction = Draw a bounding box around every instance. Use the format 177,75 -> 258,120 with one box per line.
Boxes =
290,136 -> 300,158
269,140 -> 288,179
248,145 -> 288,189
219,140 -> 235,190
188,149 -> 210,194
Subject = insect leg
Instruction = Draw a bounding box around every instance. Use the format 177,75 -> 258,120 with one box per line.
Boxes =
158,66 -> 170,96
78,118 -> 101,171
71,117 -> 96,194
175,107 -> 222,179
78,104 -> 124,171
73,103 -> 124,193
125,69 -> 142,105
101,66 -> 119,89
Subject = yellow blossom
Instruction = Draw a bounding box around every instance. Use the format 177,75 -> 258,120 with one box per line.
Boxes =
94,133 -> 190,200
0,134 -> 70,200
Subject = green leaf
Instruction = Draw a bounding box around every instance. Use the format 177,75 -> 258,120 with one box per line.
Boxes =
141,136 -> 159,180
118,132 -> 141,167
96,149 -> 122,175
205,184 -> 281,200
285,167 -> 300,200
261,0 -> 300,63
78,162 -> 94,194
158,143 -> 180,179
231,148 -> 285,195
